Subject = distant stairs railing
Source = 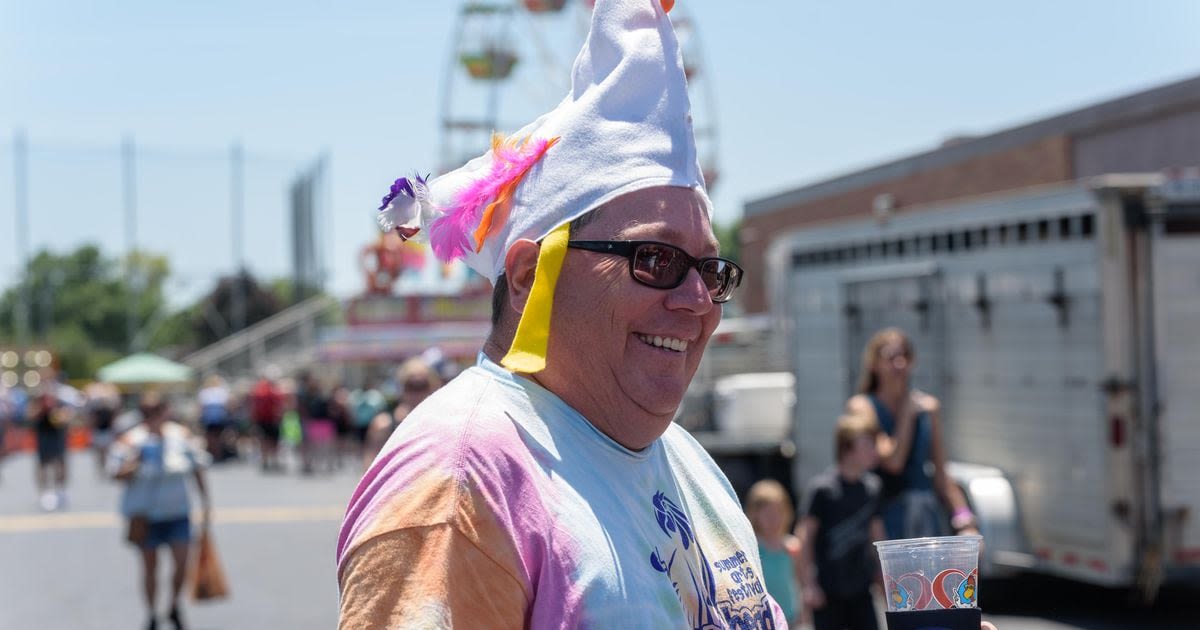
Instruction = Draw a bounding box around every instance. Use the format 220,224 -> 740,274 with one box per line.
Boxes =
181,295 -> 340,378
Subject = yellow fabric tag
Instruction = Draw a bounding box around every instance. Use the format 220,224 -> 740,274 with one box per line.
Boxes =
501,222 -> 570,374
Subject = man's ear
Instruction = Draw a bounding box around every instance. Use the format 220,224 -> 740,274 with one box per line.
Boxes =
503,239 -> 541,315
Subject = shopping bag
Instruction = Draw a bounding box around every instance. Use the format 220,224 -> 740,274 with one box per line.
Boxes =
192,529 -> 230,601
125,514 -> 149,547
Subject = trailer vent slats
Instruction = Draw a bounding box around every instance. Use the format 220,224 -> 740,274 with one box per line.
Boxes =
790,213 -> 1097,269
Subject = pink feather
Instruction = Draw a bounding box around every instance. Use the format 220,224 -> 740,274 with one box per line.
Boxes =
430,134 -> 558,261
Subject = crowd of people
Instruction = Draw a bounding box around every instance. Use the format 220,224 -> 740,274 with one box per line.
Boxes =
186,357 -> 449,476
0,354 -> 452,514
0,355 -> 451,630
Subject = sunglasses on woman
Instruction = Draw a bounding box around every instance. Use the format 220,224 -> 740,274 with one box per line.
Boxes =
566,240 -> 743,303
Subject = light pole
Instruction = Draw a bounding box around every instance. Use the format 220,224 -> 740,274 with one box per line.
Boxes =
122,136 -> 138,352
231,142 -> 246,335
12,129 -> 31,347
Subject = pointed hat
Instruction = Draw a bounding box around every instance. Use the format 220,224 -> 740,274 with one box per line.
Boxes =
378,0 -> 708,372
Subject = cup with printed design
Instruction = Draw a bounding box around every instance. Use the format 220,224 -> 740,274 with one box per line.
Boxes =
874,535 -> 982,630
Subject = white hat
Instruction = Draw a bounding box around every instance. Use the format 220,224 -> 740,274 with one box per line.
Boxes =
377,0 -> 706,372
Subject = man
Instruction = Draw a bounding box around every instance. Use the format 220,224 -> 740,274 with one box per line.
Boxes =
338,0 -> 782,627
28,378 -> 71,511
249,370 -> 285,472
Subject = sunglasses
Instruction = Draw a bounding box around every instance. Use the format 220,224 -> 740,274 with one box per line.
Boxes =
567,240 -> 743,303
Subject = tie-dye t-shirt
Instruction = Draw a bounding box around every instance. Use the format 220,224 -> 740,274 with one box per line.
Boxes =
337,356 -> 786,629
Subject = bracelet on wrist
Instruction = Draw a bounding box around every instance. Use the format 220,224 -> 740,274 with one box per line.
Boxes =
951,508 -> 976,530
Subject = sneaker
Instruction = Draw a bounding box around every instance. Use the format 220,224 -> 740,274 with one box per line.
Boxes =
39,491 -> 57,512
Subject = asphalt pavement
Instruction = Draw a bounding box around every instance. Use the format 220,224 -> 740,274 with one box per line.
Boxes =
1,448 -> 355,630
1,449 -> 1196,629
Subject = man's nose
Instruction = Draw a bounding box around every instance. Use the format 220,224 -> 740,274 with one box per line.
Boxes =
665,267 -> 714,314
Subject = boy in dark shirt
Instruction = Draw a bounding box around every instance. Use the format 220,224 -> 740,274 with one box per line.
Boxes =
798,413 -> 887,630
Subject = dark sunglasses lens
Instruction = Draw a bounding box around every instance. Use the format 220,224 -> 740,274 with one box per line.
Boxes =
699,260 -> 735,302
632,243 -> 688,288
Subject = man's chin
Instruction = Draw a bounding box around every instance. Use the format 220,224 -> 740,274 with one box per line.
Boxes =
619,372 -> 689,416
634,391 -> 686,419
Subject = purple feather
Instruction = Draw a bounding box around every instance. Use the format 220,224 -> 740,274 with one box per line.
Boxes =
378,174 -> 425,211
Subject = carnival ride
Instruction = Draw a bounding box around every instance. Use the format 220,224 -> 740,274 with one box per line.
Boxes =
441,0 -> 720,186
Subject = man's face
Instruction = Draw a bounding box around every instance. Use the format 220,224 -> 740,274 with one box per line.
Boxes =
537,186 -> 723,446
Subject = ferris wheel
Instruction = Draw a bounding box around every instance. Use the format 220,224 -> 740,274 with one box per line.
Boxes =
440,0 -> 720,188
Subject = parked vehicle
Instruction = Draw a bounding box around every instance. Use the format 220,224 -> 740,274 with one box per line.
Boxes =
768,173 -> 1200,600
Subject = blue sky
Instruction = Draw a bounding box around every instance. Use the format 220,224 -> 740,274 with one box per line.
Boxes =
2,0 -> 1199,303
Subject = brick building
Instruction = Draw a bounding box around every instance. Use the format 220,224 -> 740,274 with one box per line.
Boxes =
740,74 -> 1200,314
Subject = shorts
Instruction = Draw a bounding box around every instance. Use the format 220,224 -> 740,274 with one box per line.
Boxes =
257,422 -> 281,443
304,418 -> 336,444
141,516 -> 193,550
36,431 -> 68,465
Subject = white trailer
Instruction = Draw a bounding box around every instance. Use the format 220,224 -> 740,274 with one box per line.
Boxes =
767,174 -> 1200,598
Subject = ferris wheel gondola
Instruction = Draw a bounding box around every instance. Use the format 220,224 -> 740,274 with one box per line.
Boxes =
441,0 -> 720,187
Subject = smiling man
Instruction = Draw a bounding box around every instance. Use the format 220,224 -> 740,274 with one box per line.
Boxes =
336,1 -> 784,627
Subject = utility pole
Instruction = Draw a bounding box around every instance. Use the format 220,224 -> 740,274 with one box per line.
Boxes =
231,142 -> 246,335
122,136 -> 138,352
12,130 -> 31,347
317,151 -> 331,294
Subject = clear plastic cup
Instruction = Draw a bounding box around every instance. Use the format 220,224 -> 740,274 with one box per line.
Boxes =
874,535 -> 982,612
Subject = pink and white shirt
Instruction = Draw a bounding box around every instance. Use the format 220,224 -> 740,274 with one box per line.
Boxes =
337,356 -> 786,629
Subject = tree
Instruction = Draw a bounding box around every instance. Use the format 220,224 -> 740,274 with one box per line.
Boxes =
0,245 -> 172,378
189,270 -> 285,348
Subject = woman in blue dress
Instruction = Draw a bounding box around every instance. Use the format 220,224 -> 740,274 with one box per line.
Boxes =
846,328 -> 980,540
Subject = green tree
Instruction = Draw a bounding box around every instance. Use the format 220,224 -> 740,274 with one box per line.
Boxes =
0,245 -> 173,378
189,270 -> 285,348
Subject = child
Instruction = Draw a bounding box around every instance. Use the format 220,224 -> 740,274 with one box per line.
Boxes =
797,413 -> 887,630
745,479 -> 803,627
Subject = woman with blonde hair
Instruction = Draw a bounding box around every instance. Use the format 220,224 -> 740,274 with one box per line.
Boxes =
110,391 -> 212,630
845,328 -> 978,540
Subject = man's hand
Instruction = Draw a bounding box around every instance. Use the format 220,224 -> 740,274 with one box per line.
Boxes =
982,622 -> 998,630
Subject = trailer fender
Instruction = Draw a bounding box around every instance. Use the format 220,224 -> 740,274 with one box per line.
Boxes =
947,462 -> 1034,578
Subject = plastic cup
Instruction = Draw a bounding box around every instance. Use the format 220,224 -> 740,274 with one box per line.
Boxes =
875,535 -> 982,630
